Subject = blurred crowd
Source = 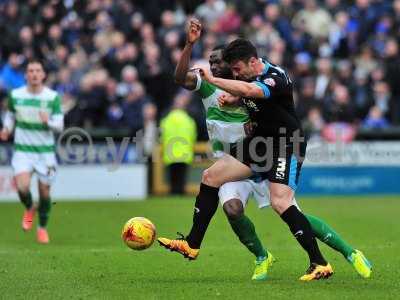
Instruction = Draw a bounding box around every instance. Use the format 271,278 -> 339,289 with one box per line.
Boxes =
0,0 -> 399,141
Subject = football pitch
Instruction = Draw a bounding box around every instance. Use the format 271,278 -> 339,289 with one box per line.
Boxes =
0,196 -> 399,299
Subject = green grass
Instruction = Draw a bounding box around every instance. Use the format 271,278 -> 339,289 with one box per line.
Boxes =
0,196 -> 399,299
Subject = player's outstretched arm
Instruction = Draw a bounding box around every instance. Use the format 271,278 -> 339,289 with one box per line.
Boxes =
0,112 -> 14,141
200,67 -> 264,99
0,127 -> 10,141
174,19 -> 202,90
1,94 -> 16,141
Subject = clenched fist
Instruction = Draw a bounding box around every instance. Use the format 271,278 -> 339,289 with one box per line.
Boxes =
186,18 -> 202,45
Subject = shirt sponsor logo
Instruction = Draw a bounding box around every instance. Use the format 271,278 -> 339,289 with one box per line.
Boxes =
243,98 -> 259,112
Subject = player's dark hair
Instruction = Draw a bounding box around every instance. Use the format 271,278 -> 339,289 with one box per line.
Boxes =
222,38 -> 258,64
212,44 -> 226,51
26,58 -> 46,71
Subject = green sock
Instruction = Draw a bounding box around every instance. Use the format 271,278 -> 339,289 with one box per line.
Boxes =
38,197 -> 52,227
228,214 -> 266,259
18,191 -> 33,210
306,214 -> 354,259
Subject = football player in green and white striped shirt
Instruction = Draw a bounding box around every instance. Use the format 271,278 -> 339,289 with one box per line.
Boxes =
159,19 -> 274,280
0,59 -> 64,244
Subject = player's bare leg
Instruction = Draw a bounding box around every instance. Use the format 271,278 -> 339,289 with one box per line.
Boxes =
37,181 -> 51,244
16,172 -> 35,231
269,182 -> 333,281
202,154 -> 252,188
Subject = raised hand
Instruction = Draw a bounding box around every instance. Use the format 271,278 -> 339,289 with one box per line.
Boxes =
186,18 -> 202,45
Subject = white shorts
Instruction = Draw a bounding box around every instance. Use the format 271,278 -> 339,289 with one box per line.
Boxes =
11,151 -> 57,185
219,179 -> 300,210
219,180 -> 270,209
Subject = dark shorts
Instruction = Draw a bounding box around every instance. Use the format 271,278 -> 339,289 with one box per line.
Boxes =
230,136 -> 306,191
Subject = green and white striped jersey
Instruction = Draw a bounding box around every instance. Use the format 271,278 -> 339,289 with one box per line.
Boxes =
194,73 -> 249,155
5,86 -> 64,153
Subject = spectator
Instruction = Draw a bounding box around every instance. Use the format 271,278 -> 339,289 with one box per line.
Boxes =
383,38 -> 400,123
302,107 -> 326,140
0,53 -> 25,90
324,0 -> 345,16
324,84 -> 357,123
195,0 -> 226,27
329,11 -> 351,58
0,99 -> 6,130
67,52 -> 87,89
158,10 -> 179,38
213,4 -> 241,34
292,0 -> 333,40
352,70 -> 372,118
362,106 -> 390,129
370,65 -> 385,83
105,78 -> 123,129
140,23 -> 157,46
371,81 -> 392,120
293,52 -> 312,83
354,45 -> 377,78
336,60 -> 353,85
122,83 -> 151,135
1,1 -> 26,52
143,102 -> 158,193
143,103 -> 158,157
250,22 -> 280,54
160,92 -> 197,195
0,0 -> 398,134
77,70 -> 108,127
394,0 -> 400,32
288,21 -> 312,54
264,3 -> 292,44
280,0 -> 298,20
296,78 -> 320,121
106,102 -> 124,129
105,78 -> 120,104
116,65 -> 139,98
314,57 -> 333,101
62,92 -> 82,127
54,68 -> 77,96
349,0 -> 379,46
138,43 -> 175,114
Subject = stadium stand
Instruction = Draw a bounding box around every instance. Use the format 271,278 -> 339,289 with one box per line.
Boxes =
0,0 -> 399,141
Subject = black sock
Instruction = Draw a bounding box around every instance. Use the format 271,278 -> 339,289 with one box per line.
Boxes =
38,197 -> 51,227
186,183 -> 219,249
281,205 -> 327,265
18,191 -> 33,210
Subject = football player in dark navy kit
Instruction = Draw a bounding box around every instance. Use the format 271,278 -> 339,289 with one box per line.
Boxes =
198,38 -> 333,281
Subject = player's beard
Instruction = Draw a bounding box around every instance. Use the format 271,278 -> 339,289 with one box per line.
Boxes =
219,68 -> 234,80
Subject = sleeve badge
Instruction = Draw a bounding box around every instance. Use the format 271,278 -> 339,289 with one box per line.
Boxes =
263,78 -> 276,87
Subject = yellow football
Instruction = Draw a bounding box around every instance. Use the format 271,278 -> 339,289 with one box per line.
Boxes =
121,217 -> 156,250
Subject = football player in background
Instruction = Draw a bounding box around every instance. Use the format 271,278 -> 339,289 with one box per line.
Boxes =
0,59 -> 64,243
